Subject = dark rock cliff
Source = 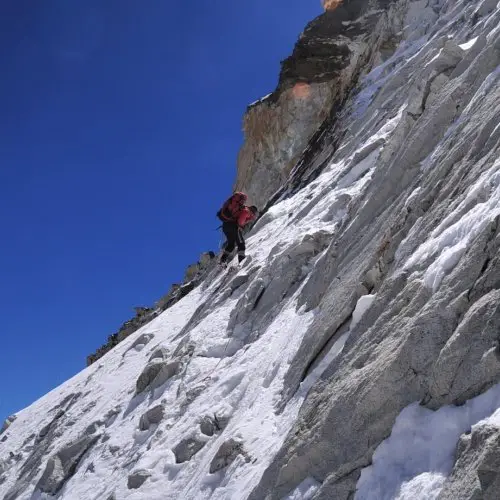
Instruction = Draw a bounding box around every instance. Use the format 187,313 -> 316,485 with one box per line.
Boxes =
235,0 -> 404,209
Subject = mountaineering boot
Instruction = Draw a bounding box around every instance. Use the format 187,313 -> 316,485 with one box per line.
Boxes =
240,255 -> 252,268
237,251 -> 246,264
219,249 -> 231,268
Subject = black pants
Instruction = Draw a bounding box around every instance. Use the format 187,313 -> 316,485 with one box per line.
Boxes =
221,221 -> 245,263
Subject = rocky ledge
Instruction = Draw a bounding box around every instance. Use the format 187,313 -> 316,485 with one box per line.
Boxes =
86,251 -> 216,365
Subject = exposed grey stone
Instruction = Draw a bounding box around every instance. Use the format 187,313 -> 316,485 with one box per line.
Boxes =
104,406 -> 121,427
178,281 -> 195,298
124,333 -> 155,355
135,359 -> 182,394
229,273 -> 250,292
84,420 -> 103,435
182,252 -> 216,284
3,406 -> 70,499
180,383 -> 207,410
49,392 -> 81,414
200,417 -> 217,437
139,404 -> 165,431
127,469 -> 151,489
427,289 -> 500,409
214,414 -> 231,432
9,452 -> 22,462
209,438 -> 249,473
36,410 -> 65,444
172,340 -> 196,361
200,414 -> 230,436
35,434 -> 100,495
80,398 -> 97,416
312,468 -> 360,500
347,138 -> 386,169
173,437 -> 206,464
438,425 -> 500,500
228,230 -> 331,345
21,433 -> 35,447
247,2 -> 500,497
148,346 -> 170,362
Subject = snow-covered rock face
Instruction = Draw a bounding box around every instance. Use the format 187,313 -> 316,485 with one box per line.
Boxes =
2,1 -> 500,499
249,0 -> 500,497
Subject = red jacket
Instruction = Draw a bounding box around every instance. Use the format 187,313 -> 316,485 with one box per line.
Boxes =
237,207 -> 256,228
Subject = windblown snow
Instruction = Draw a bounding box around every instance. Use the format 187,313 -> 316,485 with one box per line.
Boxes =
2,0 -> 500,499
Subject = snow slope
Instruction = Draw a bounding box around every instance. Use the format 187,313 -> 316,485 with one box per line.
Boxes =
0,156 -> 375,499
2,0 -> 500,499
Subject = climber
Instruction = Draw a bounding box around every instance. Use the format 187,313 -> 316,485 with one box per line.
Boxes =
217,192 -> 258,265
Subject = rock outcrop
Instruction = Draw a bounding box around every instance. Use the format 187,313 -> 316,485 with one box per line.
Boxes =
148,346 -> 170,362
86,306 -> 158,366
200,414 -> 230,437
87,251 -> 216,365
235,0 -> 407,208
439,424 -> 500,500
127,469 -> 151,489
247,1 -> 500,498
135,359 -> 182,394
209,438 -> 249,474
173,437 -> 207,464
138,404 -> 165,431
35,434 -> 100,495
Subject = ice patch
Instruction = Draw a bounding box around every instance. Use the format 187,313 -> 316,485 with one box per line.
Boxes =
351,294 -> 376,329
355,382 -> 500,500
459,36 -> 478,50
426,48 -> 443,67
283,477 -> 321,500
404,187 -> 422,208
396,473 -> 446,500
299,294 -> 375,395
300,331 -> 350,396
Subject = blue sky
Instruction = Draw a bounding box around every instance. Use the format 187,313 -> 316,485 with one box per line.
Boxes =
0,1 -> 321,419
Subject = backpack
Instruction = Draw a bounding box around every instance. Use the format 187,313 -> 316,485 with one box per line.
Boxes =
217,192 -> 247,222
